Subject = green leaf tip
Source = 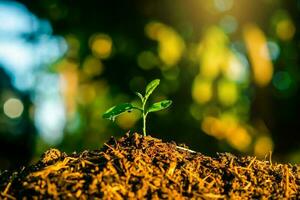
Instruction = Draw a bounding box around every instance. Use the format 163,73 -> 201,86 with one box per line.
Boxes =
135,92 -> 144,101
102,103 -> 134,120
147,100 -> 172,113
145,79 -> 160,100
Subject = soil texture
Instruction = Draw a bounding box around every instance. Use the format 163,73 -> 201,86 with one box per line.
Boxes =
0,133 -> 299,199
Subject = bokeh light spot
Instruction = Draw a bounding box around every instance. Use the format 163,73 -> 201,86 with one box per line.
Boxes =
254,136 -> 273,158
35,99 -> 66,145
224,52 -> 248,83
214,0 -> 234,12
77,84 -> 96,105
276,19 -> 295,41
65,34 -> 80,58
243,24 -> 273,87
192,77 -> 213,104
137,51 -> 159,70
145,22 -> 185,67
272,71 -> 292,91
3,98 -> 24,119
217,79 -> 238,106
267,41 -> 280,61
162,67 -> 180,80
227,127 -> 251,152
116,110 -> 140,130
82,55 -> 103,77
197,27 -> 228,79
90,34 -> 112,59
201,116 -> 225,139
219,15 -> 238,34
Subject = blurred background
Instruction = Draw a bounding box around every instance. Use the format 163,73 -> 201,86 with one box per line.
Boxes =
0,0 -> 299,170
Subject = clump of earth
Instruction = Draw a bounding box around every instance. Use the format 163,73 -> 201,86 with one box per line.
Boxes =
0,133 -> 299,199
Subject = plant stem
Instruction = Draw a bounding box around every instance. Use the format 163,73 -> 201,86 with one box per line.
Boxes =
142,100 -> 147,136
143,113 -> 147,136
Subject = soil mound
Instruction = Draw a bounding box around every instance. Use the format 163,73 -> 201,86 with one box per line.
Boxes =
0,133 -> 299,199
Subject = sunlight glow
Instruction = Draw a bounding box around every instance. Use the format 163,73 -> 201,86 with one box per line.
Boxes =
0,2 -> 37,34
0,1 -> 67,145
35,98 -> 66,145
0,1 -> 67,91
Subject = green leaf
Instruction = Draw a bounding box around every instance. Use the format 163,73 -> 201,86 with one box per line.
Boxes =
135,92 -> 144,101
147,100 -> 172,113
102,103 -> 134,121
145,79 -> 160,101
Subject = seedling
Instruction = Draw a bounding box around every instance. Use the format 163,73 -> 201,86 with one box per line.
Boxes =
103,79 -> 172,136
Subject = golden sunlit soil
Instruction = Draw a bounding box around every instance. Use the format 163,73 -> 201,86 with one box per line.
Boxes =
0,133 -> 299,199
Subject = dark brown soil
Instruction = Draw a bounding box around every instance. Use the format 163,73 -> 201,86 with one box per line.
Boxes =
0,133 -> 299,199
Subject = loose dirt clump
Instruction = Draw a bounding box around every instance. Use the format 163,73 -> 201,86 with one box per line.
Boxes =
0,133 -> 299,199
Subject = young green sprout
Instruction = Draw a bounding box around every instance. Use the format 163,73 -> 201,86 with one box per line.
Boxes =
102,79 -> 172,136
